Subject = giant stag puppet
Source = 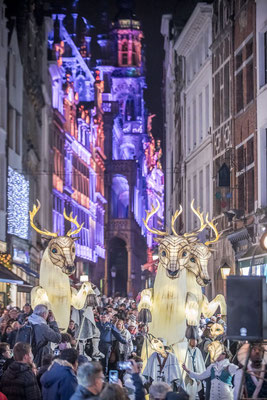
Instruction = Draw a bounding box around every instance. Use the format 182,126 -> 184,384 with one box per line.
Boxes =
138,200 -> 226,364
30,201 -> 95,331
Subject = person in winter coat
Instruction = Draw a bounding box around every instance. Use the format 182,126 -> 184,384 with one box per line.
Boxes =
18,303 -> 33,325
115,319 -> 133,360
70,362 -> 104,400
7,321 -> 21,349
41,348 -> 79,400
0,341 -> 41,400
36,353 -> 53,389
0,342 -> 12,377
27,304 -> 61,367
95,312 -> 126,375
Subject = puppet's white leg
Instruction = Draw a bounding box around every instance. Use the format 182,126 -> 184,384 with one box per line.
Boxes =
185,292 -> 199,326
201,294 -> 226,318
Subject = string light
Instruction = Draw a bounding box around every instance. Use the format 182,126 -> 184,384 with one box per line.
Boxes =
0,253 -> 12,270
7,167 -> 29,240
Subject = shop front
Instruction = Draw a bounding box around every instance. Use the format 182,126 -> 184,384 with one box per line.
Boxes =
238,245 -> 267,280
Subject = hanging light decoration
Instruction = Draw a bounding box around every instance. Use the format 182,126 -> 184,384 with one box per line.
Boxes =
7,167 -> 29,240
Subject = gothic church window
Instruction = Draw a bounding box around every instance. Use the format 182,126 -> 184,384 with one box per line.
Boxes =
218,163 -> 230,187
121,42 -> 128,65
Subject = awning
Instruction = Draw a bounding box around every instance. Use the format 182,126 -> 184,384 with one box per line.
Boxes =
0,264 -> 24,284
17,284 -> 33,293
238,245 -> 267,268
13,262 -> 39,278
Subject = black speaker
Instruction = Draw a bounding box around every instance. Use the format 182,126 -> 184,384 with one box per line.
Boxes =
226,276 -> 267,340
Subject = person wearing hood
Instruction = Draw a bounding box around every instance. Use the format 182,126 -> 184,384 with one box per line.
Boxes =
28,304 -> 61,367
182,344 -> 238,400
143,338 -> 183,391
41,347 -> 79,400
0,341 -> 41,400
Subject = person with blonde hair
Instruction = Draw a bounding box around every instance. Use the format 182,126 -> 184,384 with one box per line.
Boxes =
115,319 -> 133,360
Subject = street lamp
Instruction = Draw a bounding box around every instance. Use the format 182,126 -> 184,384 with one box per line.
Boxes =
111,266 -> 116,297
260,231 -> 267,251
80,274 -> 89,282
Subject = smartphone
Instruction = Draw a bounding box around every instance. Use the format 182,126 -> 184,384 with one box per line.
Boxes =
117,361 -> 132,371
109,370 -> 118,383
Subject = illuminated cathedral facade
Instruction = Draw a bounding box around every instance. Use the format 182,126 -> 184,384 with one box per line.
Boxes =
97,2 -> 164,295
47,2 -> 164,294
48,13 -> 106,284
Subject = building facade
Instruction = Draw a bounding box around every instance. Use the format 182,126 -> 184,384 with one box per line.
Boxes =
0,0 -> 53,307
162,0 -> 267,296
48,12 -> 106,287
97,2 -> 164,296
256,0 -> 267,211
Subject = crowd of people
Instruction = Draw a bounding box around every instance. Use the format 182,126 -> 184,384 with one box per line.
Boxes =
0,296 -> 266,400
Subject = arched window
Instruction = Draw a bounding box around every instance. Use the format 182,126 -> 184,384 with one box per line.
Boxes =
218,163 -> 230,187
121,42 -> 128,65
111,175 -> 129,218
125,98 -> 135,121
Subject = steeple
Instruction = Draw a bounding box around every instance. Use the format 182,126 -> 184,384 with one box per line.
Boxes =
111,0 -> 142,68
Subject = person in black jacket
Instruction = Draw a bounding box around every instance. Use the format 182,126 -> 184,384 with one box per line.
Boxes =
27,304 -> 61,367
18,303 -> 33,325
41,348 -> 79,400
70,362 -> 104,400
0,342 -> 12,378
0,342 -> 41,400
95,312 -> 126,375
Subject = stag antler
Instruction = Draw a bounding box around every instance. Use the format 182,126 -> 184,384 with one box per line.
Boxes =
171,205 -> 183,236
205,213 -> 220,245
29,200 -> 58,238
143,199 -> 168,236
63,209 -> 84,236
184,200 -> 207,237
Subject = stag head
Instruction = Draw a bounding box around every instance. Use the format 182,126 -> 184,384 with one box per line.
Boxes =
29,200 -> 84,276
186,214 -> 220,286
143,200 -> 220,283
143,199 -> 190,279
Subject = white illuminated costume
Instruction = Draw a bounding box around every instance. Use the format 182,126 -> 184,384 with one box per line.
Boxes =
188,358 -> 238,400
184,345 -> 206,400
143,351 -> 183,388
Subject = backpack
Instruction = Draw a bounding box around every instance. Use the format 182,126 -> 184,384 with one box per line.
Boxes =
15,322 -> 37,356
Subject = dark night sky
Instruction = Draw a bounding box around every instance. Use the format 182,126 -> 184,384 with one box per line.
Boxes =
78,0 -> 202,141
11,0 -> 207,141
49,0 -> 204,141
